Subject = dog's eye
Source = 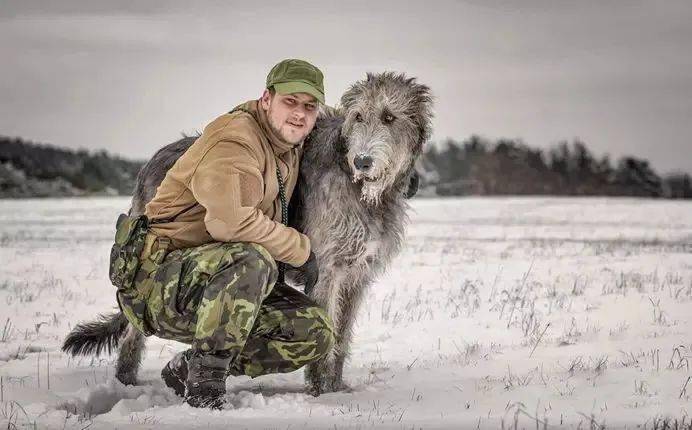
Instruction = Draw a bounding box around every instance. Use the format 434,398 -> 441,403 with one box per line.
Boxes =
382,113 -> 396,124
355,113 -> 363,122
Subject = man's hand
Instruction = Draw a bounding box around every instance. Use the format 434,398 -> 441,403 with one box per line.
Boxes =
300,251 -> 319,295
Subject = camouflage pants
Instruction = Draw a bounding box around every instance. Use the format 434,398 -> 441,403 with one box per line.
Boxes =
134,241 -> 335,378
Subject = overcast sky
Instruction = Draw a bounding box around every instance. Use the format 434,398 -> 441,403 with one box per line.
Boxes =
1,0 -> 691,173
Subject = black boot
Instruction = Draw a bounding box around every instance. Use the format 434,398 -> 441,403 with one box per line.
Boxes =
161,349 -> 194,397
184,351 -> 232,409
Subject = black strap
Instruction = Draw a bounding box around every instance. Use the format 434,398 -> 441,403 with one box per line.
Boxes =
275,165 -> 288,285
149,202 -> 197,225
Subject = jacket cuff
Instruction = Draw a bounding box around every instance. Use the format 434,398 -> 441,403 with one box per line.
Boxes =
290,234 -> 311,268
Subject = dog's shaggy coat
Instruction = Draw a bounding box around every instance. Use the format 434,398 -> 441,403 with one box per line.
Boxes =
62,72 -> 432,395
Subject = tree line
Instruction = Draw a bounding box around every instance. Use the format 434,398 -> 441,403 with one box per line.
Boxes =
1,134 -> 690,199
0,136 -> 144,198
418,135 -> 691,199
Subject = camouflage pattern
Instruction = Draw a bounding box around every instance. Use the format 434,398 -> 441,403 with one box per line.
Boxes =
128,240 -> 334,376
227,281 -> 336,378
110,214 -> 153,336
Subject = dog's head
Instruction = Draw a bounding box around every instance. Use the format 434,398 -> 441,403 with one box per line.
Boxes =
338,72 -> 433,205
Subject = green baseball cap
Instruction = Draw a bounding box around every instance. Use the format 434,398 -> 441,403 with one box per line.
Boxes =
266,59 -> 325,104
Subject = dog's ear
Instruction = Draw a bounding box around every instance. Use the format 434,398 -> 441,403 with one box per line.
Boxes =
407,80 -> 434,153
332,117 -> 352,175
314,115 -> 350,175
404,169 -> 420,199
332,124 -> 348,155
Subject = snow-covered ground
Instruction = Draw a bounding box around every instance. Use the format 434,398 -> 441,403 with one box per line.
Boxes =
1,196 -> 691,429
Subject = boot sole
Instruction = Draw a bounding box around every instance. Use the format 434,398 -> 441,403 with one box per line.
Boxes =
186,390 -> 226,409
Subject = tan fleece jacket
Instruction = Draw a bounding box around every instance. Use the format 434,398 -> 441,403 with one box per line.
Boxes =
143,99 -> 310,267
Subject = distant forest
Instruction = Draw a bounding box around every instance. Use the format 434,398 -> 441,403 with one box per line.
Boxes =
0,136 -> 144,198
419,135 -> 691,199
1,134 -> 690,199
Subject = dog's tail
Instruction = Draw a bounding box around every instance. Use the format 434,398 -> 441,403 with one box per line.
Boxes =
62,312 -> 129,356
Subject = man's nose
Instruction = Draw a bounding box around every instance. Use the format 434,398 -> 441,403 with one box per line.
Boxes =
354,154 -> 373,171
293,106 -> 307,118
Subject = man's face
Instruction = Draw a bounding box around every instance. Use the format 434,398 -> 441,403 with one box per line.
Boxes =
260,90 -> 319,145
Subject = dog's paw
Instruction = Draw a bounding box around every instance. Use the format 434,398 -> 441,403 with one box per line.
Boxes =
306,382 -> 323,397
116,372 -> 138,386
306,377 -> 351,396
333,380 -> 352,393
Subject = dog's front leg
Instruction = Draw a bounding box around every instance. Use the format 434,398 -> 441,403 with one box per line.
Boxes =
305,272 -> 367,395
305,349 -> 338,396
304,271 -> 345,396
329,278 -> 368,392
115,325 -> 146,385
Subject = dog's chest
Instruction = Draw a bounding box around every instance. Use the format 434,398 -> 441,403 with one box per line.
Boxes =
300,167 -> 405,270
309,196 -> 396,268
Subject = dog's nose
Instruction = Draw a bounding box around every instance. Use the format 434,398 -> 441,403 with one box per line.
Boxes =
354,155 -> 373,171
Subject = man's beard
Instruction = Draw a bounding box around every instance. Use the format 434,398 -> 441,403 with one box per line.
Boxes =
267,107 -> 305,145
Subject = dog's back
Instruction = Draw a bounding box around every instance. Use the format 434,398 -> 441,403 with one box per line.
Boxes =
130,136 -> 197,216
62,136 -> 198,384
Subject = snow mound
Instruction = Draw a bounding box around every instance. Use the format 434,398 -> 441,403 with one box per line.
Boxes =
223,390 -> 317,415
53,378 -> 322,419
56,378 -> 178,416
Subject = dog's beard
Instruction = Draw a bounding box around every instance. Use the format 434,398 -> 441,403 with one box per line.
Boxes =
354,153 -> 410,206
352,168 -> 389,206
360,181 -> 385,205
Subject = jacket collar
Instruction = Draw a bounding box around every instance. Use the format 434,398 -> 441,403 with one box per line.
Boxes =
232,99 -> 297,155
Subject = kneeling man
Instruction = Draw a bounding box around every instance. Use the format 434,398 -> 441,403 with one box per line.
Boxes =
120,59 -> 333,408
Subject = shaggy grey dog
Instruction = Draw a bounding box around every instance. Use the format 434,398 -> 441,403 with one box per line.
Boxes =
62,72 -> 432,395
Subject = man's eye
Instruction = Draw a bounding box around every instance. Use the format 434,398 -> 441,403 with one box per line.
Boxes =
285,98 -> 296,105
305,104 -> 317,111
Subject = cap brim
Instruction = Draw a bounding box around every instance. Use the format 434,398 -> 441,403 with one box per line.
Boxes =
273,82 -> 324,104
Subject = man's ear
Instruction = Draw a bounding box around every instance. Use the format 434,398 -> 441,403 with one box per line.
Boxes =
260,89 -> 272,110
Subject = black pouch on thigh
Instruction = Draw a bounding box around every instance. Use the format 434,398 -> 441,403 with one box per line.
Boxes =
109,213 -> 155,336
109,214 -> 149,288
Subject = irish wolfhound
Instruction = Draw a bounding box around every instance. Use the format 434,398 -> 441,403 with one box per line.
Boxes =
62,72 -> 433,395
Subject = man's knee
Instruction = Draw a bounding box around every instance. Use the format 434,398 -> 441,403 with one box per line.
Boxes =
307,306 -> 335,359
215,242 -> 278,297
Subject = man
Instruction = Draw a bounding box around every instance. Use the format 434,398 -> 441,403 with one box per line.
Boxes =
124,59 -> 334,408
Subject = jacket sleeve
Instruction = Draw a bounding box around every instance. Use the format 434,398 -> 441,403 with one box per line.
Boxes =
188,138 -> 311,267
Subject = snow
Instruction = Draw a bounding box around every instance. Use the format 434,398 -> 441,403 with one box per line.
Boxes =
1,196 -> 691,429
